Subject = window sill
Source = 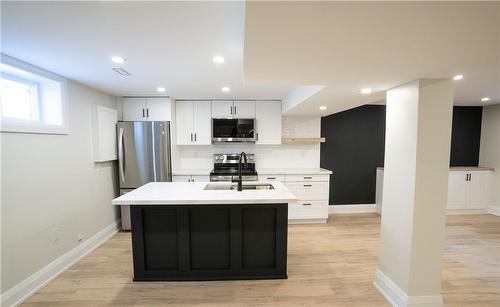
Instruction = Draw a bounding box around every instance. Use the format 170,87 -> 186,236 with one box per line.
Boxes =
1,122 -> 69,135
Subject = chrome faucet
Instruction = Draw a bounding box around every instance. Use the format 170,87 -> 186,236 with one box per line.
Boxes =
234,152 -> 247,191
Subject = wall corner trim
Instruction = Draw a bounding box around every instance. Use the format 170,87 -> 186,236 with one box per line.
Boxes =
487,206 -> 500,217
1,219 -> 121,307
373,269 -> 444,307
329,204 -> 376,214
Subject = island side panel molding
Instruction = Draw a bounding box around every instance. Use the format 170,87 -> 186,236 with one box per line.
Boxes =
130,204 -> 288,281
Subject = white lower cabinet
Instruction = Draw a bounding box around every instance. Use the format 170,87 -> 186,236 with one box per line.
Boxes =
173,175 -> 209,182
450,171 -> 493,209
378,169 -> 493,211
260,173 -> 331,223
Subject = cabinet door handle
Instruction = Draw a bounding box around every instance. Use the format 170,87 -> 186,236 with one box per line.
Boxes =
192,178 -> 195,182
302,203 -> 312,206
194,133 -> 197,142
230,106 -> 233,115
303,184 -> 312,187
468,173 -> 472,181
256,133 -> 259,141
267,177 -> 276,180
146,108 -> 149,118
304,176 -> 313,179
234,106 -> 237,114
190,133 -> 193,142
142,108 -> 145,118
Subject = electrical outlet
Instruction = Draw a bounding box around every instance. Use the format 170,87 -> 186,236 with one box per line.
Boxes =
51,228 -> 60,242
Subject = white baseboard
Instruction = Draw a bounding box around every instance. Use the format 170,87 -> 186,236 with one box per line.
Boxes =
374,269 -> 443,307
288,218 -> 327,224
1,219 -> 121,307
446,209 -> 488,215
487,206 -> 500,216
329,204 -> 376,214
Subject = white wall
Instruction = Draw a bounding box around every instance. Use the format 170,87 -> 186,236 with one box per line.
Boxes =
1,80 -> 120,293
173,116 -> 321,171
479,104 -> 500,208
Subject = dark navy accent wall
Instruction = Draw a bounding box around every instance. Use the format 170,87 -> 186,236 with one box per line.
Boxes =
320,105 -> 483,205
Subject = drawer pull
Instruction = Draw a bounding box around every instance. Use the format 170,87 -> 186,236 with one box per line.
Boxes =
304,176 -> 313,179
267,177 -> 276,180
302,203 -> 312,206
303,184 -> 312,187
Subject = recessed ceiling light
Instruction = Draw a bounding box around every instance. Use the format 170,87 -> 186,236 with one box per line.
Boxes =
452,74 -> 464,80
361,88 -> 372,94
481,97 -> 490,102
111,56 -> 126,64
157,87 -> 166,93
221,86 -> 230,92
319,106 -> 327,110
213,56 -> 225,64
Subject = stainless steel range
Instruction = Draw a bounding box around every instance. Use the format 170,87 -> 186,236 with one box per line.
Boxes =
210,153 -> 258,182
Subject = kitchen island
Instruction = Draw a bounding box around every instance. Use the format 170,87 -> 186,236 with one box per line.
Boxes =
112,181 -> 297,281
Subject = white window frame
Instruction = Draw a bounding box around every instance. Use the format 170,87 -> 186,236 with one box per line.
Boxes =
1,54 -> 69,134
1,72 -> 40,122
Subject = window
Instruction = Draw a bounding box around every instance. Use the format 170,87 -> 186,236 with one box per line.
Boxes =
1,54 -> 68,134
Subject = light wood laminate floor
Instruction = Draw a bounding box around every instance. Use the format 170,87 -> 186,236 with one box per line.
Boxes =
22,214 -> 500,306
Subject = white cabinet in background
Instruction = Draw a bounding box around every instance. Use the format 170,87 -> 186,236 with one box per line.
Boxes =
211,100 -> 234,118
378,169 -> 494,212
122,97 -> 146,121
175,101 -> 211,145
256,101 -> 281,145
122,97 -> 171,121
173,175 -> 210,182
233,100 -> 256,118
211,100 -> 256,118
446,170 -> 492,210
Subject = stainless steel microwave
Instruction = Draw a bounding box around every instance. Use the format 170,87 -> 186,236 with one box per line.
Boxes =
212,118 -> 256,143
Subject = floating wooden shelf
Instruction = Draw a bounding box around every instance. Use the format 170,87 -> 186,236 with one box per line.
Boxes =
281,137 -> 326,144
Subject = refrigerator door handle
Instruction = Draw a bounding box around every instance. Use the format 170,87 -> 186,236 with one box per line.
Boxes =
118,127 -> 125,182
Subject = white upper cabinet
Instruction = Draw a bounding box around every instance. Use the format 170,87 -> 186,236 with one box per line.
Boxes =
256,101 -> 282,144
233,100 -> 256,118
211,100 -> 234,118
176,101 -> 211,145
211,100 -> 256,118
192,101 -> 211,145
122,97 -> 146,121
175,102 -> 195,145
122,97 -> 171,121
145,97 -> 171,121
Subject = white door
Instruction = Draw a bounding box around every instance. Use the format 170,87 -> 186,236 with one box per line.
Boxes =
256,101 -> 281,144
146,97 -> 171,121
175,102 -> 194,145
122,97 -> 147,121
211,100 -> 234,118
193,101 -> 212,145
467,172 -> 491,209
233,100 -> 256,118
447,172 -> 467,209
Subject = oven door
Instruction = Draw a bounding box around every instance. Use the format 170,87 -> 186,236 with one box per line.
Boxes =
212,119 -> 256,143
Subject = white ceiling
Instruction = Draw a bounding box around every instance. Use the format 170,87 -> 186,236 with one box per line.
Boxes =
1,1 -> 290,99
244,1 -> 500,116
2,1 -> 499,117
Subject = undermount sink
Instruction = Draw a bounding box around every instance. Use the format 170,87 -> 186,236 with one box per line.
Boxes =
204,183 -> 275,191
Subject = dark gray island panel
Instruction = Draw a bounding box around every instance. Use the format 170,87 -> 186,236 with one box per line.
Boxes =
130,204 -> 288,281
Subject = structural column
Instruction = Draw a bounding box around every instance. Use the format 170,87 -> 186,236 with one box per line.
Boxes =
374,79 -> 454,307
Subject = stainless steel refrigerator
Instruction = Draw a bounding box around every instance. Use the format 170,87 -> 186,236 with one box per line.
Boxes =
117,121 -> 172,229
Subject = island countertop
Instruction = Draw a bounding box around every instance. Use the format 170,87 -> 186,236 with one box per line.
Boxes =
112,181 -> 298,205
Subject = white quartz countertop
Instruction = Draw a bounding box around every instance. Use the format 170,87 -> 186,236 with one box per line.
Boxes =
257,168 -> 332,175
112,181 -> 298,205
